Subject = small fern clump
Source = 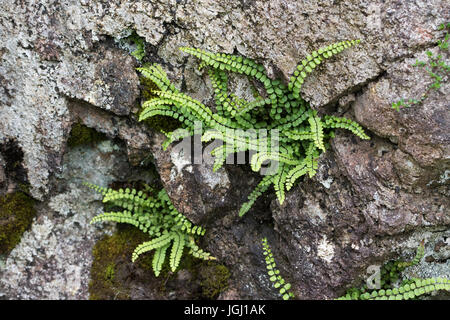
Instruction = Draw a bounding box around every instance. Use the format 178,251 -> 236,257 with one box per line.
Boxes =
378,240 -> 425,289
137,40 -> 369,216
85,182 -> 215,277
337,241 -> 449,300
392,22 -> 449,111
117,31 -> 146,62
262,237 -> 294,300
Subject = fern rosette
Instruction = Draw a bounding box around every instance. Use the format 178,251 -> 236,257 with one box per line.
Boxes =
138,40 -> 369,216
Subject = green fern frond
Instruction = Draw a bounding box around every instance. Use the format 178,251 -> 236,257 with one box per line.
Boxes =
273,164 -> 289,205
285,161 -> 308,191
90,211 -> 139,227
188,236 -> 216,261
308,110 -> 326,151
397,240 -> 425,268
132,233 -> 174,263
288,39 -> 361,96
262,237 -> 295,300
169,232 -> 186,272
83,181 -> 110,195
152,243 -> 170,277
250,149 -> 300,172
139,41 -> 369,217
180,47 -> 268,81
337,277 -> 450,300
337,241 -> 449,300
137,64 -> 178,92
283,127 -> 313,141
239,175 -> 274,217
235,97 -> 270,117
323,115 -> 370,140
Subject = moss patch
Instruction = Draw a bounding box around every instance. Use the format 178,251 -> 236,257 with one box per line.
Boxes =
89,224 -> 151,300
199,261 -> 231,299
67,123 -> 107,148
0,191 -> 36,255
89,223 -> 231,300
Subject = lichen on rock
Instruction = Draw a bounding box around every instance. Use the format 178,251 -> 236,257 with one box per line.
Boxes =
0,191 -> 36,255
0,0 -> 449,300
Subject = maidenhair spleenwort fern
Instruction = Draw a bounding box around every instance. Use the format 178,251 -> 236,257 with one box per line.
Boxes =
138,40 -> 369,216
262,237 -> 294,300
85,182 -> 215,277
337,241 -> 449,300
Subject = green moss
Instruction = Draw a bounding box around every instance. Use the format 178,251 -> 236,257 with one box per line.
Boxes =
0,191 -> 36,255
199,262 -> 231,299
148,250 -> 230,298
128,33 -> 146,61
67,123 -> 107,148
89,196 -> 230,300
89,224 -> 151,300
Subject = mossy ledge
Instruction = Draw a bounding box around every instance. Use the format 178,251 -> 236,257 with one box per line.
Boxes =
67,122 -> 107,148
89,224 -> 230,300
0,191 -> 37,255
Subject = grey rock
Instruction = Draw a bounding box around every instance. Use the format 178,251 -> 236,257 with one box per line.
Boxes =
0,138 -> 154,299
0,0 -> 448,300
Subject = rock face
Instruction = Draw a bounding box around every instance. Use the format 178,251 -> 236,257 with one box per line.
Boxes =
0,138 -> 154,299
0,0 -> 449,299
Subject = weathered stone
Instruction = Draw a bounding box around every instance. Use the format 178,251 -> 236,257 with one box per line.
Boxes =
67,99 -> 152,166
149,132 -> 234,225
56,42 -> 140,116
0,138 -> 154,299
354,47 -> 450,171
0,0 -> 449,300
271,132 -> 449,299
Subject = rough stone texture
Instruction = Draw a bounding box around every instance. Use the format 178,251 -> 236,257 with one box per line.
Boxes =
0,0 -> 448,299
57,42 -> 140,116
0,138 -> 155,299
271,132 -> 449,299
354,47 -> 449,177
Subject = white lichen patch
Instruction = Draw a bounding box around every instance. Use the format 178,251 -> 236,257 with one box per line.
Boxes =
317,236 -> 335,264
170,147 -> 191,176
97,140 -> 121,153
438,170 -> 450,184
319,176 -> 333,189
197,164 -> 230,191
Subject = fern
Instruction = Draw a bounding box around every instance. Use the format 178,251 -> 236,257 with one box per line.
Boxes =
392,23 -> 449,111
138,40 -> 369,216
85,182 -> 215,277
261,237 -> 295,300
337,241 -> 449,300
